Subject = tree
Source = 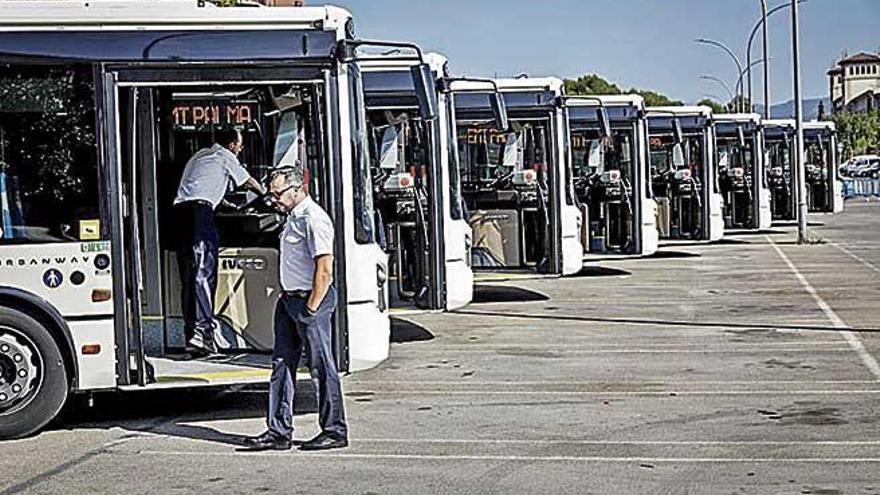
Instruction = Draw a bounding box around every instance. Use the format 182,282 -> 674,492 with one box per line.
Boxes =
698,98 -> 726,114
564,73 -> 682,106
833,110 -> 880,158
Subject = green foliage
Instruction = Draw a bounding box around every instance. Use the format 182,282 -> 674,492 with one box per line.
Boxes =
697,98 -> 726,114
564,73 -> 682,107
833,110 -> 880,157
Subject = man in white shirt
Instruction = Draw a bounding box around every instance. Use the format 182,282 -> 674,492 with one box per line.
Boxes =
243,166 -> 348,452
173,128 -> 265,355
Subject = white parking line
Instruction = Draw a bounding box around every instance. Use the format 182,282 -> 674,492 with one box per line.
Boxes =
831,242 -> 880,274
354,380 -> 878,386
395,348 -> 854,354
767,236 -> 880,380
132,451 -> 880,463
354,439 -> 880,446
345,390 -> 880,396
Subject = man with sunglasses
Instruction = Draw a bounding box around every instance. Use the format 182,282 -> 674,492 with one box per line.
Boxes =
243,166 -> 348,452
173,128 -> 265,356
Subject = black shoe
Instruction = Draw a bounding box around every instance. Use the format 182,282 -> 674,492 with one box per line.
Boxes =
239,432 -> 291,452
298,433 -> 348,451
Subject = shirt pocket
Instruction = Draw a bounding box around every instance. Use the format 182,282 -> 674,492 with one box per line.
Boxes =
284,217 -> 309,246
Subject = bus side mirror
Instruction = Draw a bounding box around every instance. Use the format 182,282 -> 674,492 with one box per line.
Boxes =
672,143 -> 686,168
737,126 -> 747,148
596,107 -> 612,139
491,92 -> 509,132
410,63 -> 439,121
672,118 -> 684,145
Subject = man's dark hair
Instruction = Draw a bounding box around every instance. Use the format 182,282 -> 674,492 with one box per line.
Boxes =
214,127 -> 242,148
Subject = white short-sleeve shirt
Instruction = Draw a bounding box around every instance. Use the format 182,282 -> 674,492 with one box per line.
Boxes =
280,196 -> 335,291
174,143 -> 252,208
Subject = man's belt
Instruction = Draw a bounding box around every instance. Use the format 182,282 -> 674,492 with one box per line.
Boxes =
177,199 -> 213,209
284,290 -> 311,299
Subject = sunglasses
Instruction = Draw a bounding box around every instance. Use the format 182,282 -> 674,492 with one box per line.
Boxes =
268,184 -> 300,201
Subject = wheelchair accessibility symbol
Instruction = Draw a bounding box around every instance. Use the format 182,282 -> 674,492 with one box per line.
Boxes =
43,269 -> 63,289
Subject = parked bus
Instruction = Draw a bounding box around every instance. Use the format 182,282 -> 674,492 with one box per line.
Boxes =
360,53 -> 474,310
566,95 -> 658,256
804,121 -> 844,214
647,106 -> 725,241
763,119 -> 798,222
452,78 -> 583,276
0,1 -> 437,439
714,114 -> 772,230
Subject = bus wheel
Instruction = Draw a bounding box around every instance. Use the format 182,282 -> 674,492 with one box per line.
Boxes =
0,307 -> 69,440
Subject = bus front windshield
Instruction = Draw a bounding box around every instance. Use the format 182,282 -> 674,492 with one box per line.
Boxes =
571,128 -> 634,182
458,121 -> 548,190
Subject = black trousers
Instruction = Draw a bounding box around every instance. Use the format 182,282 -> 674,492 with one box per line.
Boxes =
175,201 -> 219,343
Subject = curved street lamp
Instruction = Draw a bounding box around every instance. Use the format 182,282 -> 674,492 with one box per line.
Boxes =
695,38 -> 744,111
746,0 -> 808,115
699,75 -> 735,110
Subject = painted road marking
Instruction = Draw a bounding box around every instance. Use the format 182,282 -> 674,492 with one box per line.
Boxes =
132,451 -> 880,463
831,242 -> 880,274
767,236 -> 880,380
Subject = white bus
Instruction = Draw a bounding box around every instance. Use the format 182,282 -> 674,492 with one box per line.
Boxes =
647,106 -> 725,242
715,113 -> 773,231
452,78 -> 583,276
360,53 -> 474,311
0,1 -> 437,439
566,95 -> 659,257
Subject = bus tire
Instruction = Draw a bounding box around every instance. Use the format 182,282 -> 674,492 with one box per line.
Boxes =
0,307 -> 69,440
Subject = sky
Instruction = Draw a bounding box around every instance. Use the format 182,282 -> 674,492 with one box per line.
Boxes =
334,0 -> 880,106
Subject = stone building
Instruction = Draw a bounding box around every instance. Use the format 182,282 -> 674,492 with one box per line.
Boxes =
828,51 -> 880,114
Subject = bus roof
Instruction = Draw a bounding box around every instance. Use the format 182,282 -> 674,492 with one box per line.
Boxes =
804,121 -> 836,132
359,52 -> 448,75
566,94 -> 645,110
646,106 -> 713,118
493,77 -> 564,95
763,119 -> 796,129
0,1 -> 351,32
715,113 -> 762,124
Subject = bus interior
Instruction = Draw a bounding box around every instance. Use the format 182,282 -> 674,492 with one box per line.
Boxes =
570,112 -> 638,254
458,118 -> 552,270
804,123 -> 843,214
763,120 -> 798,221
119,81 -> 330,362
649,119 -> 708,239
715,119 -> 766,230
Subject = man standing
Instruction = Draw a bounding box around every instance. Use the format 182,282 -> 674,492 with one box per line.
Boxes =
243,166 -> 348,452
174,128 -> 265,355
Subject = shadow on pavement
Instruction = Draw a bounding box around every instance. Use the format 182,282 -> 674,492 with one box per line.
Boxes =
726,229 -> 786,236
472,285 -> 550,304
647,250 -> 701,259
48,382 -> 318,446
573,266 -> 632,277
390,317 -> 435,343
454,309 -> 880,334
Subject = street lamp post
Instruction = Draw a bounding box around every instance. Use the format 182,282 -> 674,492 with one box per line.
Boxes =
746,1 -> 806,115
790,0 -> 808,243
760,0 -> 770,118
695,38 -> 744,112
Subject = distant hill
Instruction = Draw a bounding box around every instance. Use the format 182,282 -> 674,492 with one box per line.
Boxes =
753,97 -> 831,120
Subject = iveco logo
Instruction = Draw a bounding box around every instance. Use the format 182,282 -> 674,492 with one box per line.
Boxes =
220,256 -> 267,272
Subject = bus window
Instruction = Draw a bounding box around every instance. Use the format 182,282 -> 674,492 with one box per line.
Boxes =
348,66 -> 377,245
0,64 -> 101,243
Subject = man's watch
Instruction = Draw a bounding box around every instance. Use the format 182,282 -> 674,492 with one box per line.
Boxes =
304,305 -> 317,316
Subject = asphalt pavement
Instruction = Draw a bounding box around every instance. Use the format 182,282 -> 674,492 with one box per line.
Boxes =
2,198 -> 880,495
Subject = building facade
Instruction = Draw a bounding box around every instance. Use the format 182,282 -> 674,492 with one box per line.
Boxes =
828,52 -> 880,114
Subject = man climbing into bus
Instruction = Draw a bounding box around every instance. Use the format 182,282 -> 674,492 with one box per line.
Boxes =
173,128 -> 265,356
242,166 -> 348,452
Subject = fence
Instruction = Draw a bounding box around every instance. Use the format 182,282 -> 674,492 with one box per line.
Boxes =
843,178 -> 880,197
